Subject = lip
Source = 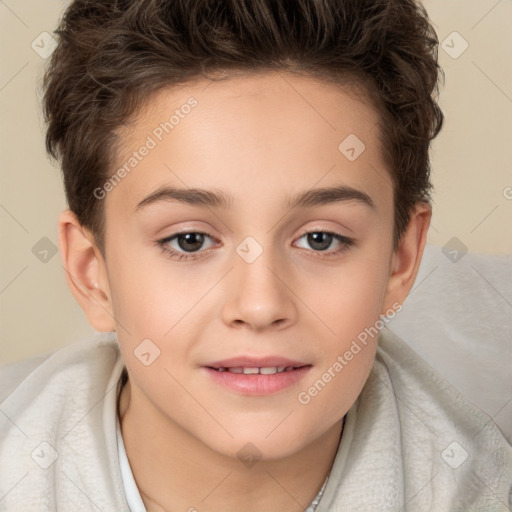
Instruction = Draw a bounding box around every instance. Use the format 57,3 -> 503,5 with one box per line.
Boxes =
202,355 -> 312,396
205,356 -> 309,369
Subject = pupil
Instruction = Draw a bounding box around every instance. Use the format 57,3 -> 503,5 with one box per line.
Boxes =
175,232 -> 333,253
178,233 -> 204,252
308,232 -> 331,251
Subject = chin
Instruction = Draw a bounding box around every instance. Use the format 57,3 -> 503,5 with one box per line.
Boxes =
198,425 -> 313,463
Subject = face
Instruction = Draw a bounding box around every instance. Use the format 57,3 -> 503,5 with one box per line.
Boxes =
98,71 -> 397,460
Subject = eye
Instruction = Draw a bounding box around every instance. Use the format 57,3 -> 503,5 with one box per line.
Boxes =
156,231 -> 217,261
156,229 -> 354,262
294,230 -> 354,257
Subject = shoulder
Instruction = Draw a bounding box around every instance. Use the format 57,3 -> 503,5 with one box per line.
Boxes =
373,327 -> 512,508
0,351 -> 52,403
0,334 -> 123,437
0,334 -> 123,447
0,334 -> 121,404
0,334 -> 128,510
374,326 -> 510,445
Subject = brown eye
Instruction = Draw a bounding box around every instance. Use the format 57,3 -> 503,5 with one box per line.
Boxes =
175,232 -> 206,252
295,230 -> 354,257
157,231 -> 217,261
306,232 -> 334,251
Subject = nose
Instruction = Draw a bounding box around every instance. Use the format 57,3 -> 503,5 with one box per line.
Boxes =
221,244 -> 298,332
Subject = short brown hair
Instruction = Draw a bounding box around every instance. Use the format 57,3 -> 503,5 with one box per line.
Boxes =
43,0 -> 444,256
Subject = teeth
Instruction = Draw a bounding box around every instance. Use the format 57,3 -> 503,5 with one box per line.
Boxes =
218,366 -> 297,374
242,367 -> 259,375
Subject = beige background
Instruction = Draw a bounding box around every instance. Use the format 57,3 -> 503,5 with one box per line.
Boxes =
1,0 -> 511,365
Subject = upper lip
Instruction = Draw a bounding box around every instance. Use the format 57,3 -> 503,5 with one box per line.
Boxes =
204,356 -> 310,369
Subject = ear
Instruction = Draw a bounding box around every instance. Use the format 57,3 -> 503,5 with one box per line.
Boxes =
381,202 -> 431,313
58,209 -> 116,332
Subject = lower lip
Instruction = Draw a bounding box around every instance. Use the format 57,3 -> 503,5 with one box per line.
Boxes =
203,366 -> 311,396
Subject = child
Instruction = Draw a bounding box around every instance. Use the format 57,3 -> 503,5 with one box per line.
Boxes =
1,0 -> 511,510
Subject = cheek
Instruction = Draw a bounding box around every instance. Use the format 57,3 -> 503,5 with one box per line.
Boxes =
305,255 -> 389,337
106,248 -> 207,377
295,257 -> 388,414
295,340 -> 377,444
295,268 -> 387,430
106,244 -> 187,335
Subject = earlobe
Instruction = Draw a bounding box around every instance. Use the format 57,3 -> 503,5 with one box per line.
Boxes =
58,209 -> 116,332
382,202 -> 431,314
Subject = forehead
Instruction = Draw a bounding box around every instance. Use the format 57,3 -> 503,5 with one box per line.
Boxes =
107,71 -> 391,216
123,71 -> 381,143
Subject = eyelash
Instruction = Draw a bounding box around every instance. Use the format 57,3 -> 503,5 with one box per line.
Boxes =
156,230 -> 354,261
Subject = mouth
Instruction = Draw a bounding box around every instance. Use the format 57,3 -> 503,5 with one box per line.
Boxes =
208,365 -> 307,374
202,359 -> 312,396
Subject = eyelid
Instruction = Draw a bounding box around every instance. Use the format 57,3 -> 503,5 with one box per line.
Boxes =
293,229 -> 354,256
155,233 -> 214,262
156,227 -> 354,262
296,227 -> 353,242
158,230 -> 218,251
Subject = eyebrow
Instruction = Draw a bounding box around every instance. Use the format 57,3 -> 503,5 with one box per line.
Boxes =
134,184 -> 375,212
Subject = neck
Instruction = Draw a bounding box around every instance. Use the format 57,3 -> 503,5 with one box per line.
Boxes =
118,377 -> 343,512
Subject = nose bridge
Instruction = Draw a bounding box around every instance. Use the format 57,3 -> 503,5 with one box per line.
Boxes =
221,234 -> 297,331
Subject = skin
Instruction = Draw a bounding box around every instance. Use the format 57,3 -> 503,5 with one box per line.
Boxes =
58,71 -> 430,512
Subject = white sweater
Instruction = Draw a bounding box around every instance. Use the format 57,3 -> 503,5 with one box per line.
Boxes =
1,327 -> 511,511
